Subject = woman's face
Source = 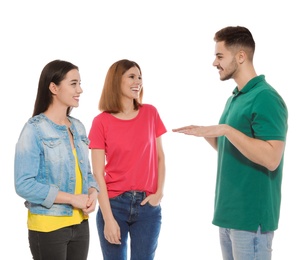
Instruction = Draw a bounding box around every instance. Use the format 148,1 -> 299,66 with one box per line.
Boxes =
51,69 -> 82,108
120,66 -> 142,100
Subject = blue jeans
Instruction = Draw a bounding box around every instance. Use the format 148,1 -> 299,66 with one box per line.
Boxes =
219,226 -> 274,260
96,191 -> 162,260
28,219 -> 89,260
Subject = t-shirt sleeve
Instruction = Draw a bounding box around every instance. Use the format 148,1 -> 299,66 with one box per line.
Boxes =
155,108 -> 167,138
88,115 -> 106,149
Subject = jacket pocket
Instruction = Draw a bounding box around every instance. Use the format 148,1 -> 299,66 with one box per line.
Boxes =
42,138 -> 62,163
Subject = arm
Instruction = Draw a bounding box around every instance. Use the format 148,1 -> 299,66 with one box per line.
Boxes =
82,187 -> 98,215
204,137 -> 218,150
54,191 -> 91,211
91,149 -> 121,244
141,136 -> 165,206
173,124 -> 285,171
173,125 -> 218,151
223,124 -> 285,171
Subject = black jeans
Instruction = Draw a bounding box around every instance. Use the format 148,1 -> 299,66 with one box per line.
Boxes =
28,220 -> 89,260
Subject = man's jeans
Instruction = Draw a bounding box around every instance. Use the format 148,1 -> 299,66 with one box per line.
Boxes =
219,226 -> 274,260
96,191 -> 162,260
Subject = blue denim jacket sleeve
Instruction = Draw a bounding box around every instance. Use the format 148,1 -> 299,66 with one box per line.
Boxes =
14,120 -> 59,208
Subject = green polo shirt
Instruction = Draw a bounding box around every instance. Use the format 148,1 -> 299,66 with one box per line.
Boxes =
212,75 -> 288,232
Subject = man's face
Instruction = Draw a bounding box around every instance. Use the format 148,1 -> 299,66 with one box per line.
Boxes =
213,41 -> 238,81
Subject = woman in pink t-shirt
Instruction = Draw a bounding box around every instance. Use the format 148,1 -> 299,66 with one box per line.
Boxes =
88,59 -> 167,260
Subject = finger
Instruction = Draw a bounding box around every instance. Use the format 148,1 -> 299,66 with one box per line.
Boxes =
106,236 -> 121,245
140,198 -> 148,205
86,196 -> 95,207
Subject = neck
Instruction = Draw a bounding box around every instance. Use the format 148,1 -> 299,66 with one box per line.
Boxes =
235,67 -> 257,91
121,100 -> 135,115
121,107 -> 135,115
44,110 -> 70,126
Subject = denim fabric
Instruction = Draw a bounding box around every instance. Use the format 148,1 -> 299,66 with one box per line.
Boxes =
14,113 -> 99,216
96,191 -> 162,260
29,219 -> 89,260
219,226 -> 274,260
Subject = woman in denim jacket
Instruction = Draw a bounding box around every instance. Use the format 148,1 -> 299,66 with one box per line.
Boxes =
14,60 -> 99,260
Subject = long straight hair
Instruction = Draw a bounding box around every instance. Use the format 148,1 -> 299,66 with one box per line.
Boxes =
32,60 -> 79,117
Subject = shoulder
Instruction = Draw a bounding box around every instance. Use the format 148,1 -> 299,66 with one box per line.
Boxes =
94,111 -> 109,118
68,115 -> 83,125
141,104 -> 158,113
90,112 -> 112,129
251,76 -> 286,104
254,75 -> 280,95
92,111 -> 110,123
252,84 -> 288,117
68,116 -> 87,132
18,115 -> 46,141
25,114 -> 50,133
139,104 -> 164,122
28,114 -> 46,125
256,84 -> 286,106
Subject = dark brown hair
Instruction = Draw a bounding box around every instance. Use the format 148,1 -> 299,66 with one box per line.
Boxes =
214,26 -> 255,60
32,60 -> 78,116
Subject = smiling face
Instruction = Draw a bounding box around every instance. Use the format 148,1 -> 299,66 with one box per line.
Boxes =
213,41 -> 239,81
121,66 -> 142,100
50,68 -> 83,108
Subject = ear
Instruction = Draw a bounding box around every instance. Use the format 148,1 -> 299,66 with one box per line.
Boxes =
237,50 -> 246,64
49,82 -> 58,95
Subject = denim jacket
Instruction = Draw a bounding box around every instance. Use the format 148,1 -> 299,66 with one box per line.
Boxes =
14,113 -> 99,216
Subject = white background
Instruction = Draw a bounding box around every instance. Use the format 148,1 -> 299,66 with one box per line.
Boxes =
1,0 -> 301,259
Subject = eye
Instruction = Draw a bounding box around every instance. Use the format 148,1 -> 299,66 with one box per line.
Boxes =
70,80 -> 80,88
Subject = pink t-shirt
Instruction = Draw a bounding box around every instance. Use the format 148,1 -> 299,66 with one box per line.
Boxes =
88,104 -> 167,198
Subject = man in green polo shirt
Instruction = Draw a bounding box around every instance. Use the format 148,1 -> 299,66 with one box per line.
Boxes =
173,26 -> 288,260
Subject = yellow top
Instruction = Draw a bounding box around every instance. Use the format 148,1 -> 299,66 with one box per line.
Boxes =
28,149 -> 88,232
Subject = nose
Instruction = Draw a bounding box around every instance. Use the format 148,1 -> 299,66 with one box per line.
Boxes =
77,85 -> 83,93
212,58 -> 218,67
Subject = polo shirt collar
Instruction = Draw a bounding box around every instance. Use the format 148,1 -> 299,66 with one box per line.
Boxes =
232,75 -> 265,96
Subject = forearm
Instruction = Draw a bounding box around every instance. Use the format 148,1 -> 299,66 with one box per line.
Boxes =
155,137 -> 165,198
204,137 -> 217,150
91,149 -> 114,221
97,182 -> 115,221
54,191 -> 74,204
224,125 -> 285,171
156,158 -> 165,198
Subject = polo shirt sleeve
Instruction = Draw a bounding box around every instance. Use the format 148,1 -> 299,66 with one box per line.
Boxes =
252,89 -> 288,141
